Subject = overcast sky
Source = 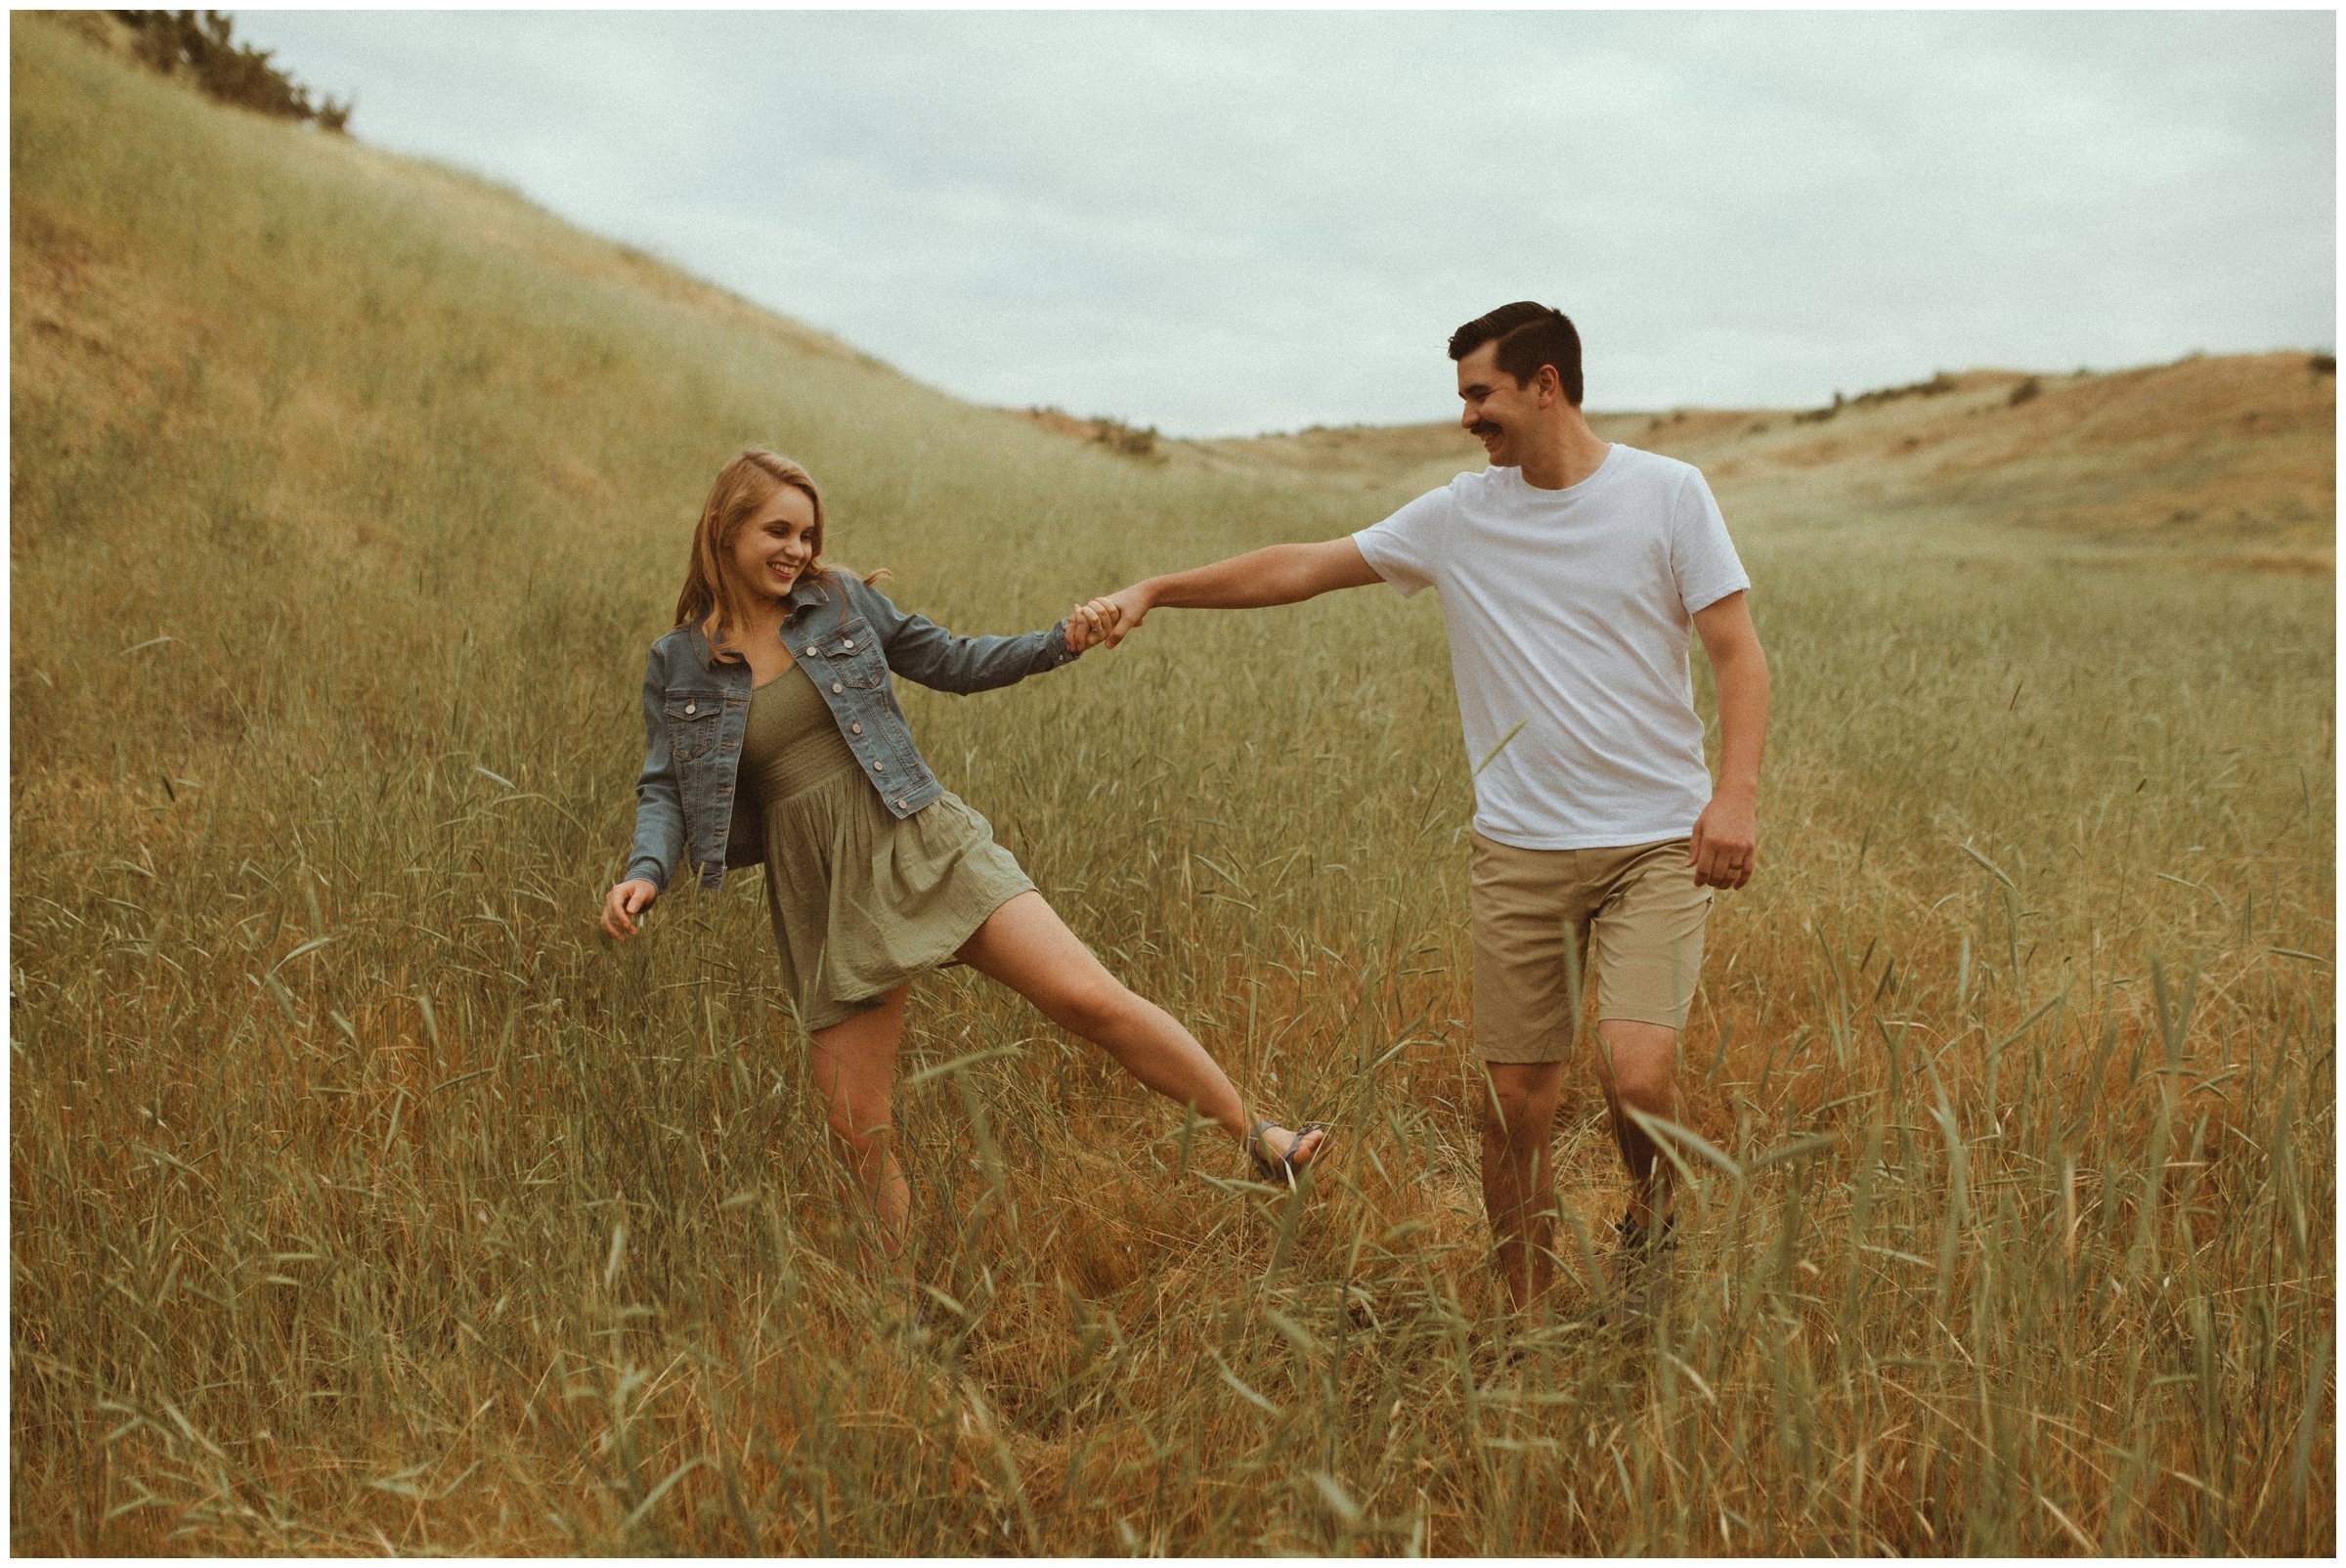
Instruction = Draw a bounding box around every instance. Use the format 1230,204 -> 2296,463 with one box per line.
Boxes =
234,9 -> 2334,438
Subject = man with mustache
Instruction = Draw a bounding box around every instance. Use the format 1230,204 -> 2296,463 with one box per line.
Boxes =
1081,301 -> 1770,1316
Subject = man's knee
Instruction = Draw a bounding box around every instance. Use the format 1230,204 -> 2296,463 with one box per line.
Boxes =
1610,1058 -> 1675,1111
1481,1064 -> 1565,1145
1598,1022 -> 1677,1111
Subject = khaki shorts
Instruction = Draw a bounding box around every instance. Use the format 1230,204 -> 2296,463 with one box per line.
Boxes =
1469,831 -> 1712,1064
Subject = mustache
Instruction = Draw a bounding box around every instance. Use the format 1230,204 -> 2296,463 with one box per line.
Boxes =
1470,422 -> 1501,439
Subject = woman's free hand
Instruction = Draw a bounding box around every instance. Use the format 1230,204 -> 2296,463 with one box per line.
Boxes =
601,878 -> 659,940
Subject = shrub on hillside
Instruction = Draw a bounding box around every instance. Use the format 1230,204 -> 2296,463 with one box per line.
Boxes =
2008,376 -> 2042,408
2312,353 -> 2335,377
110,11 -> 351,131
1850,371 -> 1958,409
1019,406 -> 1160,458
1088,415 -> 1159,459
1796,372 -> 1962,425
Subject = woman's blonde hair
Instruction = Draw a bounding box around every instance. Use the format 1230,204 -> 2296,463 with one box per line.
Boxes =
673,448 -> 878,665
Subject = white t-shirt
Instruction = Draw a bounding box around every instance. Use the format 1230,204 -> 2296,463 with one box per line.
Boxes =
1352,444 -> 1749,850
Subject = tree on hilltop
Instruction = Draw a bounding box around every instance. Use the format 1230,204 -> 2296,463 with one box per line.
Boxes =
110,10 -> 352,131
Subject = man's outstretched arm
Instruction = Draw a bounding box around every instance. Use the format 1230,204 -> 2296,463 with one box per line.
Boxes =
1088,539 -> 1383,647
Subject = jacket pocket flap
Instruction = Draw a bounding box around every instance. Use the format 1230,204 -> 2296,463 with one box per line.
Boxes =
807,618 -> 875,659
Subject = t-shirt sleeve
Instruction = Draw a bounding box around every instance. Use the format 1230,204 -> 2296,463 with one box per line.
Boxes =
1350,485 -> 1451,599
1670,467 -> 1750,615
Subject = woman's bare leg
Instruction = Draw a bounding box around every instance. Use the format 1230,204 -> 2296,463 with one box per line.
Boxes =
954,892 -> 1324,1167
807,984 -> 913,1274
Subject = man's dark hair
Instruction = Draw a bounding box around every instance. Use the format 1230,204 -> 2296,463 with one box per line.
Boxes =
1448,302 -> 1584,406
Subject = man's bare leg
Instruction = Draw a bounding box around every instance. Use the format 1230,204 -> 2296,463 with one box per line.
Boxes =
1595,1019 -> 1678,1230
1480,1060 -> 1566,1310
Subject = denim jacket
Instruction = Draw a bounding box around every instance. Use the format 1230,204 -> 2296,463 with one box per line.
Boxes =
626,569 -> 1078,893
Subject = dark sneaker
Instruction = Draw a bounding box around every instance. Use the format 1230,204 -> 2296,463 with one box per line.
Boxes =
1611,1211 -> 1678,1319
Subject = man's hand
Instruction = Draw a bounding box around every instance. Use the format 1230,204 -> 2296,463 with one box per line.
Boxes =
1687,788 -> 1758,890
601,878 -> 659,939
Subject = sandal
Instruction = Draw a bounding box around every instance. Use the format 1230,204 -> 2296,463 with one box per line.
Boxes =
1248,1120 -> 1329,1187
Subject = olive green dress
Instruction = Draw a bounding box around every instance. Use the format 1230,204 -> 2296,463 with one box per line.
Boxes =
743,662 -> 1034,1030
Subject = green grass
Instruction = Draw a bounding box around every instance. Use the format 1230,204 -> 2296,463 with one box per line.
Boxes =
10,16 -> 2334,1553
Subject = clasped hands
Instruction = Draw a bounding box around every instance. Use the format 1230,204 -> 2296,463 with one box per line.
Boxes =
1060,585 -> 1149,654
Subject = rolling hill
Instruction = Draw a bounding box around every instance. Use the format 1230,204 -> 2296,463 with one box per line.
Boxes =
1166,355 -> 2334,564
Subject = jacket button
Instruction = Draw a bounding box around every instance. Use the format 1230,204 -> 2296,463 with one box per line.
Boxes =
850,721 -> 862,734
804,645 -> 817,657
832,681 -> 844,694
683,701 -> 696,715
843,638 -> 854,649
873,760 -> 886,770
894,798 -> 907,810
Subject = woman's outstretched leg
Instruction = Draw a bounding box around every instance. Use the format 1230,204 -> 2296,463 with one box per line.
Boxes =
954,892 -> 1324,1169
807,984 -> 913,1274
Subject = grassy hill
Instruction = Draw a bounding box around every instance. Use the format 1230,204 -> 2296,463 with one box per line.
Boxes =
10,15 -> 2333,1555
1167,357 -> 2334,564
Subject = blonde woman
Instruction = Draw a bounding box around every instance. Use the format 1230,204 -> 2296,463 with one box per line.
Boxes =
601,449 -> 1325,1270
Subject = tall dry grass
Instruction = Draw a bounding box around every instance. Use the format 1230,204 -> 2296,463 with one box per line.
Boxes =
10,16 -> 2334,1553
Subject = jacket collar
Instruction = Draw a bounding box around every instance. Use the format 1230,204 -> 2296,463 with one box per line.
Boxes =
782,574 -> 834,618
683,575 -> 841,668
